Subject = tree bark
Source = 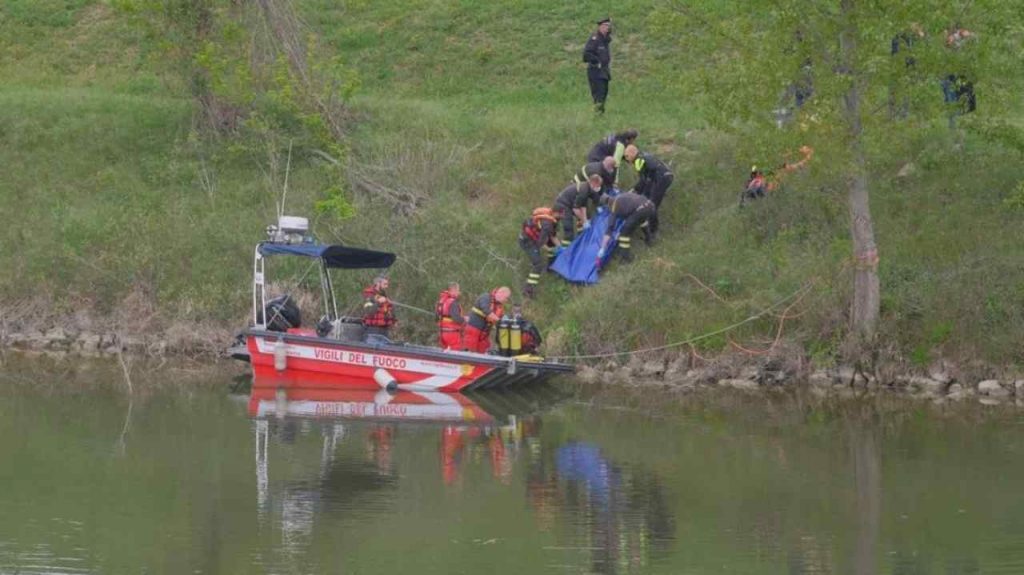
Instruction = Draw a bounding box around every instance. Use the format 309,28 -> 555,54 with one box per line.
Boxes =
840,0 -> 880,341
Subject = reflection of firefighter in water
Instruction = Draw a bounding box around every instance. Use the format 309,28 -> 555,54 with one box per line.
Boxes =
366,425 -> 394,474
439,421 -> 532,485
441,426 -> 468,485
525,441 -> 675,574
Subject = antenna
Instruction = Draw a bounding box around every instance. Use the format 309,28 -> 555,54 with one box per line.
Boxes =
278,139 -> 294,220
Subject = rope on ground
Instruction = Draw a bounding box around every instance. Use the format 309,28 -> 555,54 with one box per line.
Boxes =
545,280 -> 815,362
727,281 -> 815,356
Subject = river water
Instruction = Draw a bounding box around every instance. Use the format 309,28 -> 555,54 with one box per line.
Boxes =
1,357 -> 1023,575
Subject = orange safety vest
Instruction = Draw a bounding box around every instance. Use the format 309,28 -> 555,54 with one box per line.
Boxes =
362,286 -> 396,327
435,290 -> 462,332
470,290 -> 505,329
521,207 -> 559,245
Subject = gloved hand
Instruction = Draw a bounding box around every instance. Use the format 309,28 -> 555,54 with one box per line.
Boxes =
597,247 -> 606,259
582,219 -> 591,230
596,206 -> 607,215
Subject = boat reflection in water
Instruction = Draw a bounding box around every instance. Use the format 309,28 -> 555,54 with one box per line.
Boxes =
246,373 -> 673,574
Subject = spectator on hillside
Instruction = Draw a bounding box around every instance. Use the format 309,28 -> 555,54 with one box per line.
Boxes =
942,24 -> 977,128
582,18 -> 613,114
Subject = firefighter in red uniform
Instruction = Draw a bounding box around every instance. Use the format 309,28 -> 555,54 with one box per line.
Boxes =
361,276 -> 396,340
462,286 -> 512,353
435,281 -> 466,349
519,206 -> 560,298
741,165 -> 766,206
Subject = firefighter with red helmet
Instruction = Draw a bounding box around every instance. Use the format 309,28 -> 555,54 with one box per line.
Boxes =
519,206 -> 561,298
463,287 -> 512,353
435,281 -> 467,350
361,276 -> 396,340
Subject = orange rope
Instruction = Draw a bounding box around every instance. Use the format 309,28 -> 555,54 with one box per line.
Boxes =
727,282 -> 814,356
681,273 -> 732,305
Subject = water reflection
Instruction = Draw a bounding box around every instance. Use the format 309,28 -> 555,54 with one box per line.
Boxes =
851,419 -> 880,575
247,383 -> 674,574
528,442 -> 675,574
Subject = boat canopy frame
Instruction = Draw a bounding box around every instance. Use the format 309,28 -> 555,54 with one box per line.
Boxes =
252,241 -> 397,330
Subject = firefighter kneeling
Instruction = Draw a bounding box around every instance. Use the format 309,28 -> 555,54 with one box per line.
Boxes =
597,191 -> 658,266
519,206 -> 561,299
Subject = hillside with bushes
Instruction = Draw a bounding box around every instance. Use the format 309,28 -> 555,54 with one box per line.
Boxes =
1,0 -> 1021,367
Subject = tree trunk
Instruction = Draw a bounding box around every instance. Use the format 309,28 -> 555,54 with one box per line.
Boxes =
840,0 -> 880,341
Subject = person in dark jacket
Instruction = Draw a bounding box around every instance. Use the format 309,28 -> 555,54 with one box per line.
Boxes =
463,287 -> 512,353
623,145 -> 673,209
582,18 -> 613,113
519,207 -> 560,298
586,129 -> 638,183
553,173 -> 604,247
573,156 -> 617,192
597,192 -> 657,264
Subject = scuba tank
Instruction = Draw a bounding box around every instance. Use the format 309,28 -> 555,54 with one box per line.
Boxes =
509,316 -> 523,356
497,315 -> 512,356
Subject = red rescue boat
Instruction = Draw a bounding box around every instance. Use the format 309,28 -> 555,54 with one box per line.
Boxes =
232,217 -> 574,392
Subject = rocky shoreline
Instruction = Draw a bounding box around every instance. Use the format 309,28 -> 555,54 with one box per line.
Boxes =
0,327 -> 230,358
4,328 -> 1022,407
576,356 -> 1024,407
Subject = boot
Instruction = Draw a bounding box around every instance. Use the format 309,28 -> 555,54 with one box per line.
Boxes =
619,248 -> 633,263
644,229 -> 658,246
523,284 -> 536,299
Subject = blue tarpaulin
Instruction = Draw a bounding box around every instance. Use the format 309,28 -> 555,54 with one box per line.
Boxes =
550,207 -> 622,284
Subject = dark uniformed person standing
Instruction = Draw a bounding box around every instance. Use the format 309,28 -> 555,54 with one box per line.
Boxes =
553,173 -> 604,247
582,18 -> 613,114
597,192 -> 657,264
623,144 -> 674,209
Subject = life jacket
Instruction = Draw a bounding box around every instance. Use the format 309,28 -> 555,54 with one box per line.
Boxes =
470,290 -> 505,329
521,207 -> 559,245
435,290 -> 461,331
362,286 -> 396,327
747,174 -> 766,191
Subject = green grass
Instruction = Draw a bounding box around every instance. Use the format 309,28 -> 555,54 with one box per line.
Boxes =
1,0 -> 1022,364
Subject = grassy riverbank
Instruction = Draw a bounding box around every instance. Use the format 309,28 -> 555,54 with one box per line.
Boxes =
1,1 -> 1022,365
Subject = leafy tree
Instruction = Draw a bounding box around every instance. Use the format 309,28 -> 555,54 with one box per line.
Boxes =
653,0 -> 1021,349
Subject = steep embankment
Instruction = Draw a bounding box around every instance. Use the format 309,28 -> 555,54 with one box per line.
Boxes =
1,1 -> 1022,366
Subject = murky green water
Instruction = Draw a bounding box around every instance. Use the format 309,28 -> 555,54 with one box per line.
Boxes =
2,358 -> 1023,574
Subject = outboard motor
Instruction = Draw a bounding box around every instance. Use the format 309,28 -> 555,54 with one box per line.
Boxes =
258,295 -> 301,332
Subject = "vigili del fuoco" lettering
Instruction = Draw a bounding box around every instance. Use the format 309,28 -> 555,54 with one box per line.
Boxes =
312,348 -> 408,370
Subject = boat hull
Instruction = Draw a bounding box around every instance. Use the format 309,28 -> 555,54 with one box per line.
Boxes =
246,330 -> 573,393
